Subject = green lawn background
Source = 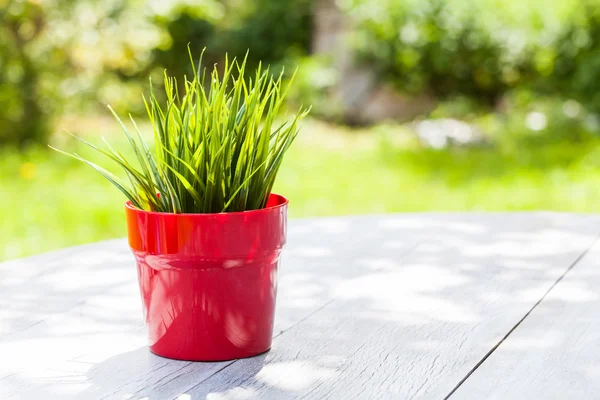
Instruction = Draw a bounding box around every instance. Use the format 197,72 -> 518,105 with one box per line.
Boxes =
3,118 -> 600,261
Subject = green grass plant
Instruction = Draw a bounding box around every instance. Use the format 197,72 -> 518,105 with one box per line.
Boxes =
52,50 -> 309,213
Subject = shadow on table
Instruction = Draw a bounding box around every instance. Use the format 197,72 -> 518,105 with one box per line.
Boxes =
169,213 -> 600,399
82,347 -> 271,400
0,238 -> 137,338
1,213 -> 600,399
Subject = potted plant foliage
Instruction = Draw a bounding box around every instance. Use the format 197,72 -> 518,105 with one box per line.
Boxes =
52,51 -> 309,361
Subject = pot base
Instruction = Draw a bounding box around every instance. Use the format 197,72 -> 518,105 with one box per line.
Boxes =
148,347 -> 271,362
138,261 -> 278,362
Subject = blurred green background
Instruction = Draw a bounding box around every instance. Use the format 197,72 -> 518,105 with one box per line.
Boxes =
3,0 -> 600,260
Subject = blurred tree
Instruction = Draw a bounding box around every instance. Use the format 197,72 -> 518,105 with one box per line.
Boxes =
0,0 -> 54,146
0,0 -> 312,148
153,0 -> 313,78
0,0 -> 172,147
343,0 -> 532,105
4,0 -> 600,146
340,0 -> 600,111
549,3 -> 600,113
225,0 -> 312,66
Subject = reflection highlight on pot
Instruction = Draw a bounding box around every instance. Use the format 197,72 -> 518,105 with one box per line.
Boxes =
135,255 -> 281,361
126,193 -> 289,361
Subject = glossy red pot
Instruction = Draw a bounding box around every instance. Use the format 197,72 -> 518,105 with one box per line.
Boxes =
125,194 -> 288,361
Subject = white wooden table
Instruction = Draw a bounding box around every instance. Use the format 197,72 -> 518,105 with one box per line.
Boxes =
2,213 -> 600,399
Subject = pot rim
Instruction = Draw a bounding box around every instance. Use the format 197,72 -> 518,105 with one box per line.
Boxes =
125,192 -> 288,217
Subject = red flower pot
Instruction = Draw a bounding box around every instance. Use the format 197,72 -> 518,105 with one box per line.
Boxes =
125,193 -> 288,361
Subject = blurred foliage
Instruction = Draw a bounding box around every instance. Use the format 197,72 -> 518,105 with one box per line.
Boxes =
4,0 -> 600,147
342,0 -> 599,105
344,0 -> 514,104
7,0 -> 600,260
545,4 -> 600,112
0,0 -> 311,147
153,0 -> 312,79
288,0 -> 600,121
0,0 -> 168,146
287,55 -> 343,120
1,0 -> 55,146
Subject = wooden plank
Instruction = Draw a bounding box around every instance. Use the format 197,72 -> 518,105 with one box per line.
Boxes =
180,213 -> 600,399
450,233 -> 600,399
0,216 -> 420,399
0,239 -> 133,337
0,213 -> 598,399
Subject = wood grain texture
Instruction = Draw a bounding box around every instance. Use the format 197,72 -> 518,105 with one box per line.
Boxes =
183,214 -> 600,400
451,233 -> 600,400
0,213 -> 598,399
0,217 -> 420,399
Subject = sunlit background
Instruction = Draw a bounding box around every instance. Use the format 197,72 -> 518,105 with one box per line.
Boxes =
3,0 -> 600,260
